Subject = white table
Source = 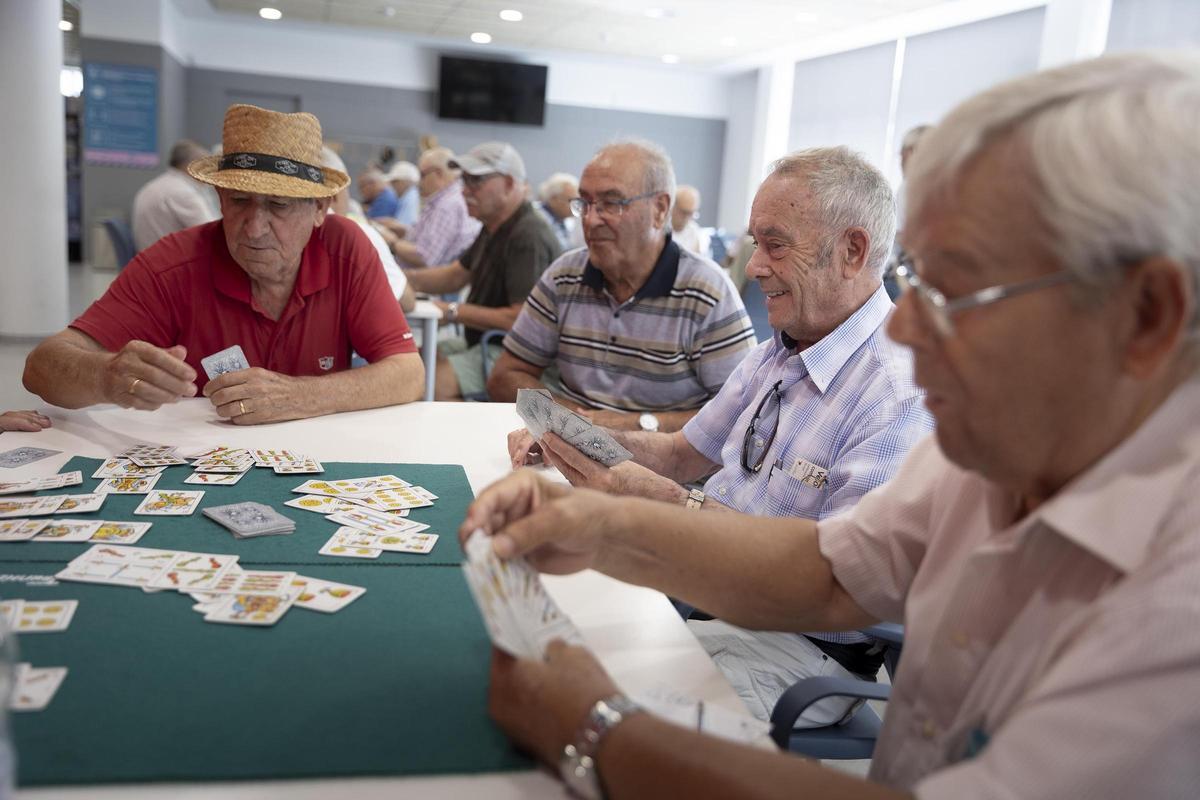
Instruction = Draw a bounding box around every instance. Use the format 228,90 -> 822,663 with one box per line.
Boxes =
405,299 -> 443,402
4,400 -> 748,799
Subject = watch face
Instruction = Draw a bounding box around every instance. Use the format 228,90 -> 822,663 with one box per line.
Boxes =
639,413 -> 658,432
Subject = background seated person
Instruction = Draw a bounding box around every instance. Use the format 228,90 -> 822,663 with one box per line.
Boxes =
23,104 -> 424,425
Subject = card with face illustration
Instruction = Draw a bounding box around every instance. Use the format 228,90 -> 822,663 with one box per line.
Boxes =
51,493 -> 106,514
89,521 -> 152,545
34,519 -> 104,542
289,576 -> 366,613
0,495 -> 66,518
14,599 -> 78,633
203,591 -> 295,626
91,458 -> 166,479
135,490 -> 204,515
96,475 -> 161,494
0,518 -> 48,541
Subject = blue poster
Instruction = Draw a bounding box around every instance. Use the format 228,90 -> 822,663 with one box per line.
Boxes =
83,62 -> 158,168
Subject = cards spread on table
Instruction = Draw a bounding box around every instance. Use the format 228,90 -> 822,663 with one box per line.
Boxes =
0,495 -> 66,518
10,664 -> 68,712
51,493 -> 106,514
461,529 -> 583,659
12,599 -> 78,633
0,471 -> 82,495
34,519 -> 103,542
90,521 -> 152,545
91,458 -> 165,479
0,518 -> 49,541
200,344 -> 250,379
135,490 -> 204,515
184,470 -> 245,486
290,576 -> 366,613
203,502 -> 295,538
319,539 -> 381,559
0,447 -> 61,469
326,526 -> 437,554
515,388 -> 633,467
96,475 -> 160,494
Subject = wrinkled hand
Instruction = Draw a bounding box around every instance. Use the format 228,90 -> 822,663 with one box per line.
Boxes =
0,410 -> 52,433
507,427 -> 543,469
540,432 -> 652,495
488,642 -> 620,766
577,408 -> 639,431
203,368 -> 309,425
459,469 -> 614,575
106,341 -> 197,411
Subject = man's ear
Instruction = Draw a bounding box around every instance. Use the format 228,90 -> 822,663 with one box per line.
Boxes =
313,197 -> 333,227
1121,256 -> 1193,378
841,227 -> 870,278
650,192 -> 671,230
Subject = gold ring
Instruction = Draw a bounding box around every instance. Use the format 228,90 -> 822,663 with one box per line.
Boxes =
129,378 -> 142,395
238,400 -> 247,416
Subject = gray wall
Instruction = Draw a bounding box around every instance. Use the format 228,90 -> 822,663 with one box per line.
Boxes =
79,38 -> 188,264
1106,0 -> 1200,51
185,68 -> 728,226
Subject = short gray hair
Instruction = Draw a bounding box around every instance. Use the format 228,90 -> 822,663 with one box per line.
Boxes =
768,146 -> 896,273
420,147 -> 456,173
598,138 -> 677,203
539,172 -> 578,202
907,50 -> 1200,325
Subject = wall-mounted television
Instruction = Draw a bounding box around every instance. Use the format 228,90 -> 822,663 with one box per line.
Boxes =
438,55 -> 548,126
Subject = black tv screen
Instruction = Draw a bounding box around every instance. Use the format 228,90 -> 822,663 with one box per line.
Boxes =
438,56 -> 547,126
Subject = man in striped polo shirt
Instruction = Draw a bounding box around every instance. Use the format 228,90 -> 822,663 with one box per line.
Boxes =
518,147 -> 933,725
489,139 -> 755,432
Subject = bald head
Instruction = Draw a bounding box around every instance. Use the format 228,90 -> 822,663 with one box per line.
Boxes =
358,169 -> 386,203
672,184 -> 701,232
417,147 -> 459,198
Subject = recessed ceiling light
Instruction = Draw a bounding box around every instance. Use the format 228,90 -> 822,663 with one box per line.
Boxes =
259,7 -> 282,20
794,11 -> 819,23
499,9 -> 523,22
719,36 -> 736,47
470,31 -> 492,44
661,54 -> 680,64
58,19 -> 73,32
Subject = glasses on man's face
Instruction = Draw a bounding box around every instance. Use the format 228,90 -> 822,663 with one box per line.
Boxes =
888,255 -> 1077,337
461,172 -> 499,190
569,191 -> 659,220
741,380 -> 784,473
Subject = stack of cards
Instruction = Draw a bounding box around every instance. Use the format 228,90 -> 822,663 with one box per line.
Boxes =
515,388 -> 633,467
9,663 -> 68,712
92,458 -> 165,480
192,448 -> 254,476
461,529 -> 582,659
121,444 -> 188,468
203,502 -> 295,538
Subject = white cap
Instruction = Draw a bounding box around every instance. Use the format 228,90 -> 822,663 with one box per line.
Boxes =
385,161 -> 420,183
449,142 -> 526,183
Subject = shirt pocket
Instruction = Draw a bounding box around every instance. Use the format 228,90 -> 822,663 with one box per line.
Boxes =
763,463 -> 829,517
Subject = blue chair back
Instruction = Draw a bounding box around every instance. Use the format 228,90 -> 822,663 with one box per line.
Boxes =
101,218 -> 136,268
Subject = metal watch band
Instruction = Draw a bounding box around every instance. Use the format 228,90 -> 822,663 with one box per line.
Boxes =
446,302 -> 459,322
559,694 -> 641,799
685,488 -> 705,510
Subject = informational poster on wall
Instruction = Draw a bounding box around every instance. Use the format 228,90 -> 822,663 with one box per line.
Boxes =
83,62 -> 159,168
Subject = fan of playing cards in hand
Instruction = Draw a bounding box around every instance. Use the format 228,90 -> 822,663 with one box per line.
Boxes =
515,389 -> 633,467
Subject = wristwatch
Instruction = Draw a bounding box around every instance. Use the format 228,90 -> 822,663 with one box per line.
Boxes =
560,694 -> 642,799
638,412 -> 660,432
685,488 -> 705,510
445,302 -> 460,322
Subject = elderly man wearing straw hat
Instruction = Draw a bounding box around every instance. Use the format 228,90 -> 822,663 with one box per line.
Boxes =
24,104 -> 425,424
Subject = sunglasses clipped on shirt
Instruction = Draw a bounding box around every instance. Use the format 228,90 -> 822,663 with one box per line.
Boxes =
741,380 -> 784,473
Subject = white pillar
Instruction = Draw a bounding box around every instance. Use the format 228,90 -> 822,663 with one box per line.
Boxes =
0,2 -> 68,336
1039,0 -> 1113,69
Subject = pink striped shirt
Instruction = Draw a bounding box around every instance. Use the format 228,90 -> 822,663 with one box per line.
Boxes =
819,379 -> 1200,799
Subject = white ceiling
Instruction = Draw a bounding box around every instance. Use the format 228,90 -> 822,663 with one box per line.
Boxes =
205,0 -> 964,68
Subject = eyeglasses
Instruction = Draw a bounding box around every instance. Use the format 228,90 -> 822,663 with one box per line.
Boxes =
461,172 -> 500,190
888,255 -> 1076,337
741,380 -> 784,473
569,191 -> 659,220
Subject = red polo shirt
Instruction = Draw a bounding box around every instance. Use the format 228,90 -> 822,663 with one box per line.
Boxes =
72,215 -> 416,391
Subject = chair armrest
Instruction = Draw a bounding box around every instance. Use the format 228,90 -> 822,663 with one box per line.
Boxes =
479,328 -> 506,378
769,676 -> 891,749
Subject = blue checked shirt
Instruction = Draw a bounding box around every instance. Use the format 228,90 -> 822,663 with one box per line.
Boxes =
682,285 -> 933,644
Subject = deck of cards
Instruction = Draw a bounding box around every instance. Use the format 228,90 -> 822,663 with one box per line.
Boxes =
290,475 -> 440,558
515,388 -> 633,467
204,502 -> 296,538
461,529 -> 582,659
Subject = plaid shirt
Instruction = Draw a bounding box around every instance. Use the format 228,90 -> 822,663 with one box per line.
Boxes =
407,180 -> 481,267
682,286 -> 933,644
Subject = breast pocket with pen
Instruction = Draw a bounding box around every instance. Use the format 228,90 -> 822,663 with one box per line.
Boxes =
765,457 -> 831,515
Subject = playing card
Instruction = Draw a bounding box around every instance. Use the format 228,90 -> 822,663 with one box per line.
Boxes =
51,493 -> 107,514
203,591 -> 295,626
289,576 -> 366,613
146,552 -> 238,591
273,458 -> 324,474
198,569 -> 297,596
95,475 -> 161,494
10,665 -> 68,711
290,479 -> 354,498
128,453 -> 189,467
328,475 -> 413,495
200,345 -> 250,379
318,538 -> 381,559
0,496 -> 66,518
191,454 -> 254,473
346,487 -> 434,511
0,471 -> 83,495
0,518 -> 48,541
91,458 -> 166,479
0,447 -> 61,469
119,444 -> 177,459
250,448 -> 304,467
14,599 -> 78,633
90,521 -> 152,545
0,599 -> 23,628
203,502 -> 295,537
326,506 -> 428,536
34,519 -> 103,542
328,526 -> 438,554
56,545 -> 180,588
135,490 -> 204,515
184,470 -> 246,486
515,388 -> 633,467
283,495 -> 362,515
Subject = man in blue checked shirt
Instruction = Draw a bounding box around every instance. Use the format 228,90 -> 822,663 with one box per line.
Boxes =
510,145 -> 933,725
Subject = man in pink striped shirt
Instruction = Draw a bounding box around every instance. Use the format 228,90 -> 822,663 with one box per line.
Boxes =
462,51 -> 1200,799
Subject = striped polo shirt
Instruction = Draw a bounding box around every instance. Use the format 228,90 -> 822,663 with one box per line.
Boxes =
503,237 -> 756,412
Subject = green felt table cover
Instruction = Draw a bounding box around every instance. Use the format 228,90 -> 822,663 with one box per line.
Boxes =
5,563 -> 531,786
0,457 -> 474,566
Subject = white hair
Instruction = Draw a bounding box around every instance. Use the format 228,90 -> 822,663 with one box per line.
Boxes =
538,172 -> 578,202
907,50 -> 1200,324
320,146 -> 347,174
768,146 -> 896,273
598,138 -> 677,202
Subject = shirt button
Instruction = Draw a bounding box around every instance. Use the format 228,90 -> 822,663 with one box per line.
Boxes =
951,631 -> 969,648
922,719 -> 937,740
718,486 -> 727,496
755,438 -> 764,448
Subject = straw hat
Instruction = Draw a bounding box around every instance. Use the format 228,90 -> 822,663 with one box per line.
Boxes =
188,104 -> 349,198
